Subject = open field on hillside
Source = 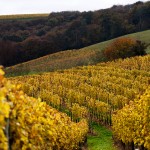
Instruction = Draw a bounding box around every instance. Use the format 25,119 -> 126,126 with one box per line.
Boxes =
0,13 -> 49,20
5,30 -> 150,76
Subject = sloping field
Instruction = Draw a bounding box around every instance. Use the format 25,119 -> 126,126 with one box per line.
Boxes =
0,13 -> 49,20
5,30 -> 150,76
10,55 -> 150,149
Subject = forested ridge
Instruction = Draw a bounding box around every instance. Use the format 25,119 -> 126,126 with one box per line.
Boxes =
0,1 -> 150,67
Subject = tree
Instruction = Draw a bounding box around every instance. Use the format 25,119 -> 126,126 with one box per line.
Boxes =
0,40 -> 17,66
103,37 -> 147,61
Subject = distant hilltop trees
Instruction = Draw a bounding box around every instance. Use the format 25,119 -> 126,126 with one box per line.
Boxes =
0,1 -> 150,67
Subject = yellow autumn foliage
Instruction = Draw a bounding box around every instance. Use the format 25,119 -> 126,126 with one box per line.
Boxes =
112,88 -> 150,149
0,68 -> 88,150
9,54 -> 150,149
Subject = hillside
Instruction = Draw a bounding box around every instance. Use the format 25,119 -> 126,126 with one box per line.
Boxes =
5,30 -> 150,76
0,1 -> 150,67
0,13 -> 49,20
9,55 -> 150,150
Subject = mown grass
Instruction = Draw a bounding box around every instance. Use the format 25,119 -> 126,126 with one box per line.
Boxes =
5,30 -> 150,76
0,14 -> 49,20
88,123 -> 117,150
84,29 -> 150,53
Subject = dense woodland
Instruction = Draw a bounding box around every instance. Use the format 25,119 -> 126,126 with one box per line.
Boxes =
0,1 -> 150,67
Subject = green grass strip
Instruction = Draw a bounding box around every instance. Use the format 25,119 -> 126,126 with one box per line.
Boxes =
87,123 -> 117,150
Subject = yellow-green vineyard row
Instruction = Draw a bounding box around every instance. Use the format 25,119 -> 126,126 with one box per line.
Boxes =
0,69 -> 88,150
10,55 -> 150,149
113,88 -> 150,149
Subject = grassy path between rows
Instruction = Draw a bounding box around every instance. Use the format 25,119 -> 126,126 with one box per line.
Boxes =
87,123 -> 117,150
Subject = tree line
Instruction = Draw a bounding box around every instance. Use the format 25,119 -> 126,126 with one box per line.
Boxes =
0,1 -> 150,67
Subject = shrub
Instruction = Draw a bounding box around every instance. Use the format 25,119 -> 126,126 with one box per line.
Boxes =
103,37 -> 147,60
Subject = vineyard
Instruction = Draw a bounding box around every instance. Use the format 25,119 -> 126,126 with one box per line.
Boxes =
0,68 -> 88,150
0,1 -> 150,149
0,55 -> 149,149
7,55 -> 149,149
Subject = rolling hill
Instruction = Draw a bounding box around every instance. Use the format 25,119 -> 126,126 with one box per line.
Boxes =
1,1 -> 150,67
5,30 -> 150,76
9,54 -> 150,150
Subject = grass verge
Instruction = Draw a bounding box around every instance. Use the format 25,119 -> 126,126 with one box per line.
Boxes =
87,123 -> 117,150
